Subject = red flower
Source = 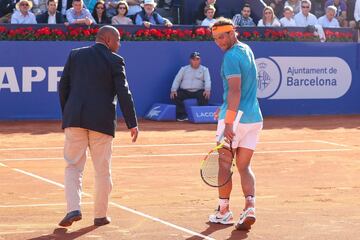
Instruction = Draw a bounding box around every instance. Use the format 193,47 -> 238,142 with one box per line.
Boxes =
83,29 -> 91,36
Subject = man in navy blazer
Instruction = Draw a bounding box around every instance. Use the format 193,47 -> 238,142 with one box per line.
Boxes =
36,0 -> 65,24
58,25 -> 139,227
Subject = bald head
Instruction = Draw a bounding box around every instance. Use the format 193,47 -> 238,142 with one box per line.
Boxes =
96,25 -> 121,53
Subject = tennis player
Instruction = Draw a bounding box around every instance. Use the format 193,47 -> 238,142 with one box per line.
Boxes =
209,17 -> 263,230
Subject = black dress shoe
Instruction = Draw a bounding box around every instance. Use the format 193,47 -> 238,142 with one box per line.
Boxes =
94,217 -> 111,226
59,210 -> 82,227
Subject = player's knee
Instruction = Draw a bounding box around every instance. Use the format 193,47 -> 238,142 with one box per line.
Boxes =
236,163 -> 250,173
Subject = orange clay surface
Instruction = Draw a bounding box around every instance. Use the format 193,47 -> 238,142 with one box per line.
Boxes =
0,116 -> 359,240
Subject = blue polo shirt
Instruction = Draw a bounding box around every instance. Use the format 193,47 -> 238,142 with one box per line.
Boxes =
219,42 -> 263,123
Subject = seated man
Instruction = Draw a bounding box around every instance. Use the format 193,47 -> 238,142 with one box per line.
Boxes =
66,0 -> 95,25
135,0 -> 172,27
170,52 -> 211,121
325,0 -> 347,26
318,5 -> 340,27
232,3 -> 255,27
37,0 -> 65,23
11,0 -> 37,24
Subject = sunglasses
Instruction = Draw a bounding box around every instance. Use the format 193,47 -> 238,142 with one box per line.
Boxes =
302,6 -> 309,8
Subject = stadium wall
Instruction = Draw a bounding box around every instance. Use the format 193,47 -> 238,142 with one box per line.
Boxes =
0,41 -> 359,120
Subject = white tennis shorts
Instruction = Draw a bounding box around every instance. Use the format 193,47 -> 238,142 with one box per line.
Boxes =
216,119 -> 263,150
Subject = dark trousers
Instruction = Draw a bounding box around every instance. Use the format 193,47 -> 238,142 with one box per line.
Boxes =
172,89 -> 208,118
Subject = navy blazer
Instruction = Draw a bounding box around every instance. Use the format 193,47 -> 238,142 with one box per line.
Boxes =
36,11 -> 65,23
59,43 -> 138,137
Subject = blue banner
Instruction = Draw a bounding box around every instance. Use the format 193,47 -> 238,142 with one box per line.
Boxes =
0,41 -> 359,120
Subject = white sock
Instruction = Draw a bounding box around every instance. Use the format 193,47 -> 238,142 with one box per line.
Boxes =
219,198 -> 229,212
245,195 -> 255,206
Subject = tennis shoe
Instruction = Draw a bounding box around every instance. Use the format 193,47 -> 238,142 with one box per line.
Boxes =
235,207 -> 256,230
209,207 -> 234,225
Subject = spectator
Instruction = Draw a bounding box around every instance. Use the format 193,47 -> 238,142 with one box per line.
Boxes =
32,0 -> 47,15
36,0 -> 65,23
112,1 -> 133,25
311,0 -> 325,18
126,0 -> 142,16
347,0 -> 357,28
195,0 -> 219,25
92,1 -> 110,24
355,0 -> 360,26
318,5 -> 340,27
57,0 -> 72,17
280,5 -> 297,26
294,0 -> 318,26
66,0 -> 95,25
232,3 -> 256,27
265,0 -> 285,18
201,4 -> 216,26
285,0 -> 301,14
135,0 -> 172,28
0,0 -> 19,23
11,0 -> 37,24
325,0 -> 348,26
257,6 -> 281,27
170,52 -> 211,122
105,0 -> 119,18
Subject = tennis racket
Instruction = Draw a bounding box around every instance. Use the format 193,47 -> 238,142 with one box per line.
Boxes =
200,110 -> 243,187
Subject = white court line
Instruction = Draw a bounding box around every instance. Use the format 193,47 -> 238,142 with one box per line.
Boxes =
0,202 -> 93,208
0,140 -> 327,151
2,164 -> 215,240
1,148 -> 353,162
312,140 -> 351,148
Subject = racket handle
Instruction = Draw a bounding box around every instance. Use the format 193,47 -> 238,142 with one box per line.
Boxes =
216,110 -> 243,142
233,110 -> 243,132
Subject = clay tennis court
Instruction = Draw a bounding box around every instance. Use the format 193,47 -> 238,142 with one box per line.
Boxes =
0,115 -> 359,240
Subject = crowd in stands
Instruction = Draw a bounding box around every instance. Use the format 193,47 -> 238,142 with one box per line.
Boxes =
0,0 -> 360,29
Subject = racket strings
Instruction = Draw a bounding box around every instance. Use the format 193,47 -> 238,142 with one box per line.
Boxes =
201,147 -> 234,187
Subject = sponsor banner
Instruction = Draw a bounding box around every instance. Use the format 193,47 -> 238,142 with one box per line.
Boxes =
0,41 -> 359,119
256,57 -> 352,99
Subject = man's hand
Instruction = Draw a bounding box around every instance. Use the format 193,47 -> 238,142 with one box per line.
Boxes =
170,91 -> 177,99
85,17 -> 92,26
143,21 -> 151,28
165,21 -> 173,27
130,127 -> 139,143
224,123 -> 235,142
203,90 -> 211,99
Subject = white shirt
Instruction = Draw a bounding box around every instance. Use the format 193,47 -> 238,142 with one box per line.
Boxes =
355,0 -> 360,22
280,17 -> 297,27
48,13 -> 56,24
257,18 -> 281,27
201,18 -> 216,26
11,10 -> 37,24
318,15 -> 340,27
171,65 -> 211,92
294,12 -> 318,26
